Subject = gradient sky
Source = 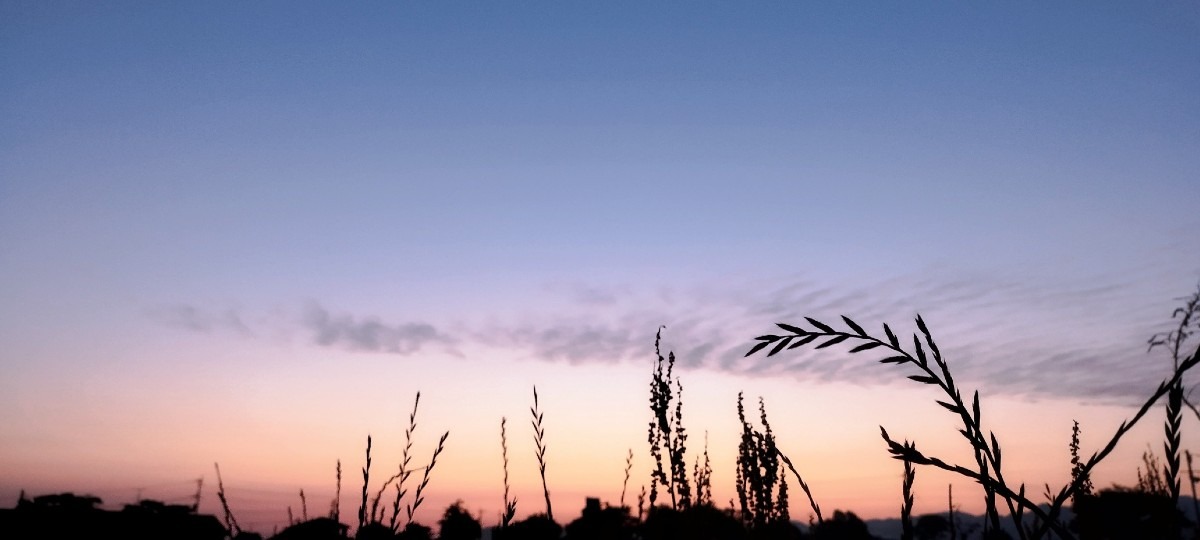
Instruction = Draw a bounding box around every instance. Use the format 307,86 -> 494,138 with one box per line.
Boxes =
2,1 -> 1199,534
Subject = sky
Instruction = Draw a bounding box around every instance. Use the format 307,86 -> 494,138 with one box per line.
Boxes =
1,0 -> 1199,534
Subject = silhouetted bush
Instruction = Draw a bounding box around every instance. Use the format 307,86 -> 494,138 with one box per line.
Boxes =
641,504 -> 748,540
396,522 -> 432,540
912,514 -> 949,540
564,498 -> 636,540
809,510 -> 873,540
438,500 -> 481,540
1071,488 -> 1181,540
501,513 -> 561,540
272,517 -> 349,540
355,521 -> 394,540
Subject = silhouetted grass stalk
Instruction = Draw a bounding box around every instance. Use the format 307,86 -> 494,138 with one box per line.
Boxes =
901,452 -> 915,540
330,460 -> 341,522
531,385 -> 553,521
693,433 -> 712,507
948,484 -> 957,540
1067,421 -> 1092,506
382,392 -> 421,529
1149,285 -> 1197,539
214,462 -> 241,537
621,448 -> 633,508
777,451 -> 822,526
404,430 -> 448,526
1188,450 -> 1200,535
500,417 -> 516,528
637,485 -> 646,522
191,478 -> 203,512
358,435 -> 372,532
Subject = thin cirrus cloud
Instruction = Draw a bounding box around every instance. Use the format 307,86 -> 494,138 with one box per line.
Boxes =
149,302 -> 456,356
146,304 -> 254,337
301,303 -> 456,355
473,273 -> 1190,406
150,272 -> 1193,405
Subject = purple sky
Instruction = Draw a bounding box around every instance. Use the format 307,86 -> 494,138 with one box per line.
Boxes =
2,1 -> 1198,533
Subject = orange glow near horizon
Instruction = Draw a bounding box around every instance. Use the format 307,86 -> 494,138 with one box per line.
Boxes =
4,352 -> 1192,534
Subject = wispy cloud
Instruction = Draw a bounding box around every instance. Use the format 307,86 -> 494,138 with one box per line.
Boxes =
149,270 -> 1195,404
146,304 -> 253,337
301,303 -> 455,356
149,302 -> 457,356
475,272 -> 1194,405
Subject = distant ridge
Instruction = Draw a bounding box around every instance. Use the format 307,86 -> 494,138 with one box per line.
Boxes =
835,497 -> 1200,540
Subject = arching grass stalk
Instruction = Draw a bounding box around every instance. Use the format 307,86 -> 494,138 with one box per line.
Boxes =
747,315 -> 1010,534
748,309 -> 1200,540
777,451 -> 823,526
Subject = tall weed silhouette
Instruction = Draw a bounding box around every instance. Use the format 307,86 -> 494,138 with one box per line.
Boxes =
735,393 -> 788,531
647,327 -> 691,511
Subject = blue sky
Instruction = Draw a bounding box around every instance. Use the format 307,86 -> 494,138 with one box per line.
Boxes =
2,1 -> 1199,532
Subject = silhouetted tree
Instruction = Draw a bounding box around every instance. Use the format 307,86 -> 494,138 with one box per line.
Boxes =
1,493 -> 227,540
395,522 -> 432,540
982,531 -> 1012,540
273,517 -> 349,540
503,514 -> 561,540
437,501 -> 481,540
748,520 -> 803,540
1071,487 -> 1180,540
564,498 -> 636,540
641,504 -> 747,540
913,514 -> 949,540
356,521 -> 394,540
809,510 -> 873,540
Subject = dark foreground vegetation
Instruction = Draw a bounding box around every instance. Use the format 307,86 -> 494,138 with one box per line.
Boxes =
6,284 -> 1199,540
